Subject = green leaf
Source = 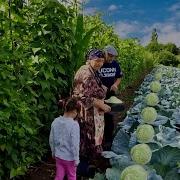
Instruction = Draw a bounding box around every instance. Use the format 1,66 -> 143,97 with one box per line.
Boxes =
155,126 -> 180,148
11,153 -> 18,163
75,26 -> 98,70
111,129 -> 130,155
32,48 -> 41,55
17,128 -> 25,137
10,168 -> 17,179
75,14 -> 84,41
43,70 -> 54,80
3,99 -> 9,107
27,86 -> 38,97
81,26 -> 98,49
26,127 -> 34,135
92,173 -> 105,180
40,81 -> 50,90
42,29 -> 51,35
10,166 -> 26,179
0,4 -> 6,12
147,169 -> 163,180
19,139 -> 26,147
164,168 -> 180,180
6,143 -> 13,154
0,144 -> 6,151
56,65 -> 65,75
106,168 -> 121,180
31,55 -> 39,64
151,146 -> 180,177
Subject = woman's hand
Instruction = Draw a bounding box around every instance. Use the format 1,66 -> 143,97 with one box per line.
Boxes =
100,103 -> 111,113
93,98 -> 111,112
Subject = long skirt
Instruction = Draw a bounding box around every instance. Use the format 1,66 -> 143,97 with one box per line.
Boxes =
77,105 -> 105,162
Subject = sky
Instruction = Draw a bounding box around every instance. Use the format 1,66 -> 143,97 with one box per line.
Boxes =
83,0 -> 180,46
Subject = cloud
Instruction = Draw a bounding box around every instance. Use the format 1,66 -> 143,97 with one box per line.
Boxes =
167,2 -> 180,22
114,20 -> 180,47
108,4 -> 119,11
114,21 -> 139,38
169,11 -> 180,22
168,2 -> 180,12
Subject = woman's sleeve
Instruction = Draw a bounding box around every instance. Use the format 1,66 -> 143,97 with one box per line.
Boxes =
74,66 -> 103,109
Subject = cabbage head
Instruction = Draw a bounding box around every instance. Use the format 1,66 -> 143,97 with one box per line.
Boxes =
130,144 -> 152,165
136,124 -> 155,143
154,72 -> 162,81
150,81 -> 161,93
141,107 -> 157,124
145,93 -> 159,106
120,165 -> 148,180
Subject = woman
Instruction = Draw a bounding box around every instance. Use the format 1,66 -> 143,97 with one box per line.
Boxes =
98,45 -> 123,150
72,49 -> 111,163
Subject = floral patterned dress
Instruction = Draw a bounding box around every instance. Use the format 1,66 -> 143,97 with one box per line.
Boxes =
72,64 -> 107,160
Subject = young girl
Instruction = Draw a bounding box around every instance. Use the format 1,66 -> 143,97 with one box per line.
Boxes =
49,98 -> 80,180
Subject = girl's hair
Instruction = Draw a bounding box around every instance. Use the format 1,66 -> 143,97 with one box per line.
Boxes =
58,97 -> 80,113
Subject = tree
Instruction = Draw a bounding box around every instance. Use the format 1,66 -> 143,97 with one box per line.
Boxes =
158,50 -> 179,67
146,28 -> 162,53
151,28 -> 158,43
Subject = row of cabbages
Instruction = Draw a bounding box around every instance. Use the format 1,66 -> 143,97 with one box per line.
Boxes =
92,65 -> 180,180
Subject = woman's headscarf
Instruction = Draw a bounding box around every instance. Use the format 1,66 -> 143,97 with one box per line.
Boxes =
86,49 -> 105,60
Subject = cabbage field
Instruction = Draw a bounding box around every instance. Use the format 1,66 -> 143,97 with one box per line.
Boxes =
92,65 -> 180,180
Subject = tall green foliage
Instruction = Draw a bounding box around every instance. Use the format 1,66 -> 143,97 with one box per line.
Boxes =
70,14 -> 99,86
157,50 -> 179,67
146,29 -> 179,67
164,43 -> 179,55
146,28 -> 163,53
27,0 -> 75,122
84,14 -> 120,48
0,48 -> 46,179
117,39 -> 147,89
0,0 -> 75,178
